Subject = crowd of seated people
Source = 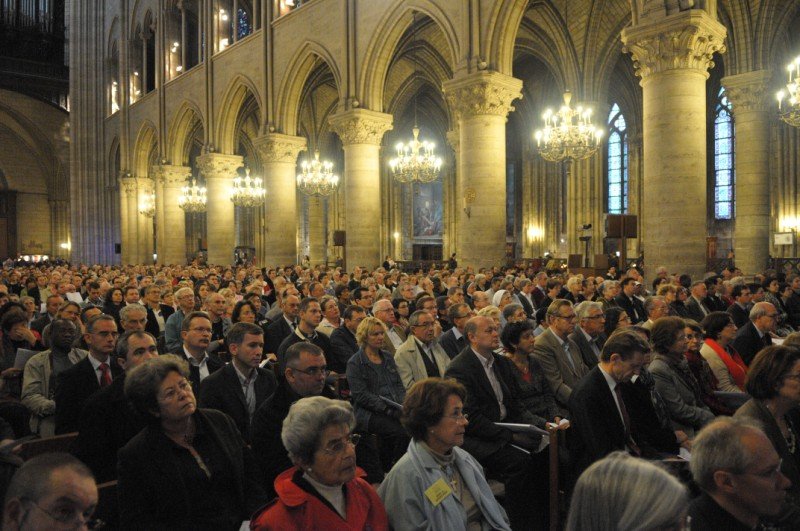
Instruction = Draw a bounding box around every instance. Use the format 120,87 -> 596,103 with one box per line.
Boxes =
0,259 -> 795,528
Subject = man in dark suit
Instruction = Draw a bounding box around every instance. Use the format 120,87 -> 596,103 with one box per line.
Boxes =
142,284 -> 173,338
263,294 -> 299,357
685,281 -> 711,323
276,297 -> 331,374
569,329 -> 661,472
703,276 -> 727,312
73,330 -> 159,482
732,302 -> 775,366
54,314 -> 123,434
515,278 -> 536,318
328,305 -> 364,373
727,284 -> 752,329
531,272 -> 548,308
30,294 -> 63,335
613,277 -> 646,324
198,322 -> 276,443
445,315 -> 547,530
569,301 -> 606,369
176,311 -> 224,389
438,303 -> 471,359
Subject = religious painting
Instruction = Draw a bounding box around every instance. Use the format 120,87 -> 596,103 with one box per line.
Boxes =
412,182 -> 443,240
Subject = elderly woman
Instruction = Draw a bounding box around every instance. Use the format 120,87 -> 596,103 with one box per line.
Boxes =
648,317 -> 715,438
683,319 -> 735,416
346,316 -> 408,465
735,345 -> 800,508
491,289 -> 512,311
566,452 -> 688,531
378,378 -> 511,531
250,396 -> 388,530
317,295 -> 342,337
603,307 -> 631,337
118,355 -> 266,530
700,311 -> 747,393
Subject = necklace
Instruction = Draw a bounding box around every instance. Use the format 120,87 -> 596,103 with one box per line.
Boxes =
786,415 -> 797,454
440,464 -> 462,499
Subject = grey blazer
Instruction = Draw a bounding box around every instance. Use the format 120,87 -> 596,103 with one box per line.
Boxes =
532,328 -> 589,409
649,355 -> 715,437
393,335 -> 450,390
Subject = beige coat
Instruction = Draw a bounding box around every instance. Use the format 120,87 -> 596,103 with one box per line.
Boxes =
22,348 -> 86,436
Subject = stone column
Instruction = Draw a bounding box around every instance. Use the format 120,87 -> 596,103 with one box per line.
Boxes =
254,133 -> 306,267
154,164 -> 190,265
329,109 -> 393,270
196,153 -> 243,265
120,176 -> 138,264
445,129 -> 460,260
622,11 -> 726,279
443,71 -> 522,270
137,179 -> 155,263
722,70 -> 772,274
307,196 -> 327,265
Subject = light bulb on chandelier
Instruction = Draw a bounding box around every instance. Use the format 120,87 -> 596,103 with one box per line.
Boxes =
178,179 -> 207,213
534,91 -> 604,164
777,56 -> 800,127
231,168 -> 266,207
297,151 -> 339,197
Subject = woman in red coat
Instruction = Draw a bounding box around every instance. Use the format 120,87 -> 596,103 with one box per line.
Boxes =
250,396 -> 388,530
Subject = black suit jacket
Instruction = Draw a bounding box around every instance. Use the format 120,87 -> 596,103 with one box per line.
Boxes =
328,326 -> 358,373
727,303 -> 750,329
518,294 -> 535,318
73,373 -> 143,482
437,328 -> 466,360
197,363 -> 276,443
117,409 -> 266,530
613,294 -> 646,324
264,316 -> 294,356
276,330 -> 332,374
569,366 -> 664,472
568,329 -> 605,369
54,355 -> 122,434
444,347 -> 534,460
704,294 -> 727,312
732,321 -> 772,366
144,304 -> 175,338
172,351 -> 224,390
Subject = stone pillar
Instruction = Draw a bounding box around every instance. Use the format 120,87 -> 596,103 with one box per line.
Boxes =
137,179 -> 155,263
722,70 -> 772,274
443,71 -> 522,270
196,153 -> 243,265
445,129 -> 460,260
254,133 -> 306,267
154,164 -> 190,265
622,11 -> 726,279
307,196 -> 327,265
329,109 -> 393,270
120,176 -> 138,264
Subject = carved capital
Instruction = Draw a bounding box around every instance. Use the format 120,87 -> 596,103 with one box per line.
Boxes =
329,109 -> 393,146
621,10 -> 726,80
446,129 -> 459,152
120,176 -> 138,196
442,71 -> 522,121
153,164 -> 192,187
196,153 -> 243,180
254,133 -> 307,163
722,70 -> 773,114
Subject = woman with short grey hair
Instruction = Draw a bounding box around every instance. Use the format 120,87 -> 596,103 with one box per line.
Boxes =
566,451 -> 688,531
250,396 -> 388,529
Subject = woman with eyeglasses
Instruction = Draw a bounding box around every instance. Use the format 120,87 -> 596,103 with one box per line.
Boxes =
700,312 -> 748,393
118,355 -> 266,530
378,378 -> 511,531
250,396 -> 389,530
683,320 -> 735,416
735,345 -> 800,524
347,316 -> 408,467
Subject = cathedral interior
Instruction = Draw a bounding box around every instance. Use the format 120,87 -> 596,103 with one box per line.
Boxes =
2,0 -> 800,277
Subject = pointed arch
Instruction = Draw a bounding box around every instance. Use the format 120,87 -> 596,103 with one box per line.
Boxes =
167,101 -> 205,165
487,0 -> 530,75
215,74 -> 263,153
133,120 -> 158,178
275,40 -> 343,135
359,0 -> 458,112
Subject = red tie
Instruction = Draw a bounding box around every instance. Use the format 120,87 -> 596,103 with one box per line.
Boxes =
99,363 -> 112,387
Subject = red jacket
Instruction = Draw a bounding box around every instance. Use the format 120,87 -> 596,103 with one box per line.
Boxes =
250,466 -> 389,531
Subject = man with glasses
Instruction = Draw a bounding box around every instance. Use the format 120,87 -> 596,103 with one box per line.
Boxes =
533,299 -> 590,412
438,302 -> 472,360
2,452 -> 100,531
55,314 -> 123,434
178,311 -> 223,389
371,299 -> 406,356
569,301 -> 607,369
394,310 -> 450,389
732,302 -> 776,366
251,342 -> 382,497
689,417 -> 791,530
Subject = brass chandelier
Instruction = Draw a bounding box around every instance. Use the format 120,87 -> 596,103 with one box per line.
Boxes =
231,168 -> 266,207
297,151 -> 339,197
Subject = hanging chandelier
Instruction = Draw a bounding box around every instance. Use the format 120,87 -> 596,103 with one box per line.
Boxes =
534,91 -> 603,163
178,179 -> 207,213
389,11 -> 442,184
231,168 -> 266,207
777,57 -> 800,127
138,192 -> 155,217
297,151 -> 339,196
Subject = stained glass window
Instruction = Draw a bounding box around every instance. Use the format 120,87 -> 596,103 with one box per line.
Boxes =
237,8 -> 251,39
607,103 -> 628,214
714,87 -> 735,220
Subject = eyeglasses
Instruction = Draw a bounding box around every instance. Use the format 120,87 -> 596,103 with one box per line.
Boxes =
584,314 -> 605,320
442,411 -> 468,422
289,365 -> 330,377
320,433 -> 361,455
22,498 -> 105,529
413,322 -> 435,328
189,327 -> 212,334
552,314 -> 576,321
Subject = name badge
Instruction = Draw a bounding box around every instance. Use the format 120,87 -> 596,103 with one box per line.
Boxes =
424,478 -> 452,506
